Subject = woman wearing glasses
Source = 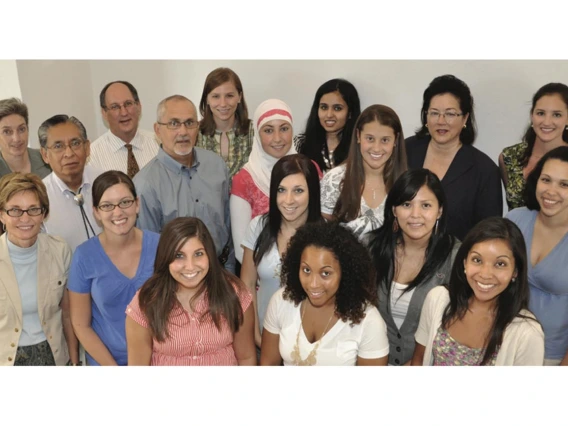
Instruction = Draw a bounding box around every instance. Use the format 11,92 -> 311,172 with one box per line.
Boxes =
405,75 -> 502,241
68,170 -> 159,366
197,67 -> 254,181
0,172 -> 78,365
0,98 -> 51,179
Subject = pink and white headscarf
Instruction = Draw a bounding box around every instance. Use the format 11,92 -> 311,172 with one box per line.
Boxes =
243,99 -> 297,197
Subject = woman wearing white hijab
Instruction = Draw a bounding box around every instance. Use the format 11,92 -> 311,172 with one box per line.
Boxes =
230,99 -> 297,263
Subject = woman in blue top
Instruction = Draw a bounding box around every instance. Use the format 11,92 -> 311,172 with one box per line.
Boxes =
68,170 -> 159,365
506,146 -> 568,365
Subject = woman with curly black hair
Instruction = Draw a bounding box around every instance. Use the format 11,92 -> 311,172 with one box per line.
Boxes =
260,221 -> 389,366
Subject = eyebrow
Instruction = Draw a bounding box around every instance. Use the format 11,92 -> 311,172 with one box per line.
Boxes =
470,251 -> 511,259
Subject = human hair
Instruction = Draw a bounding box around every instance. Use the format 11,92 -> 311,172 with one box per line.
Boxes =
156,94 -> 194,122
415,74 -> 477,145
0,172 -> 50,219
0,98 -> 29,125
38,114 -> 88,149
333,104 -> 408,222
99,81 -> 140,109
441,216 -> 533,365
137,217 -> 245,342
368,169 -> 456,306
253,154 -> 323,264
198,67 -> 251,137
281,221 -> 377,325
523,145 -> 568,210
519,83 -> 568,167
297,79 -> 361,171
92,170 -> 137,209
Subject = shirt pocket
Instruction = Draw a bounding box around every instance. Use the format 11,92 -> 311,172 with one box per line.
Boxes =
335,340 -> 359,364
44,276 -> 66,317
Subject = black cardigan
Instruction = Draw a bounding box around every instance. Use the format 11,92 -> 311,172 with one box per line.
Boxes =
405,135 -> 503,241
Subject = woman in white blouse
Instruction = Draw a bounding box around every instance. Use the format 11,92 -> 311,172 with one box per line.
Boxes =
260,221 -> 389,366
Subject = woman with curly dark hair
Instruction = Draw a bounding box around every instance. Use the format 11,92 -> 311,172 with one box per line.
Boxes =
260,221 -> 389,366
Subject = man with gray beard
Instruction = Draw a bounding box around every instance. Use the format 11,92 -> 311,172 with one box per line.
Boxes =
133,95 -> 234,272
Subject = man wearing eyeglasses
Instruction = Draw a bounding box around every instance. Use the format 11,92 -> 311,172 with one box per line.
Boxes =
88,81 -> 159,178
133,94 -> 235,273
40,115 -> 103,252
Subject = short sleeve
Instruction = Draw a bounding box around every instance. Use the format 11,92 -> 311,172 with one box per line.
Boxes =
125,291 -> 150,329
231,169 -> 249,198
233,281 -> 253,313
320,166 -> 343,215
357,306 -> 390,359
263,288 -> 285,335
415,287 -> 440,346
67,244 -> 92,294
242,215 -> 264,251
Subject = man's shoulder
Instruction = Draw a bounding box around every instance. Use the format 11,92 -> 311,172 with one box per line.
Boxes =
195,147 -> 226,166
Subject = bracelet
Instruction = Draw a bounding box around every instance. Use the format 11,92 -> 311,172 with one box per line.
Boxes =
70,361 -> 83,366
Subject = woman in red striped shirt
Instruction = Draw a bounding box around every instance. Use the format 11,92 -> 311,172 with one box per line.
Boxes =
125,217 -> 256,366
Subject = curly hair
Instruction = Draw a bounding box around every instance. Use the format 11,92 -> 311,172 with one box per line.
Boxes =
280,221 -> 377,325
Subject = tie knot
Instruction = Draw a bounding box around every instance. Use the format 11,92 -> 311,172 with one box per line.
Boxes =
126,143 -> 133,152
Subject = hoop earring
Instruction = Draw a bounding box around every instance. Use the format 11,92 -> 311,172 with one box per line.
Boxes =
393,218 -> 399,232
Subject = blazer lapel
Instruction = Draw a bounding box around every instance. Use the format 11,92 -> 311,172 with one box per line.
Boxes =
0,234 -> 23,322
441,144 -> 475,186
37,235 -> 51,318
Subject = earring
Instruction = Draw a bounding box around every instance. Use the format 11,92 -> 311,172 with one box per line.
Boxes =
464,268 -> 467,274
511,277 -> 516,283
425,124 -> 429,128
393,218 -> 399,232
434,219 -> 439,235
2,223 -> 5,232
463,124 -> 467,129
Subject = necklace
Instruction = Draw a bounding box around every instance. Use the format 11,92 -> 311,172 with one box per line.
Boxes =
321,146 -> 335,170
365,180 -> 382,201
290,301 -> 335,366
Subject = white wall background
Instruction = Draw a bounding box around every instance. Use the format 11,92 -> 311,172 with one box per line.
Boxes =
0,60 -> 22,100
8,60 -> 568,168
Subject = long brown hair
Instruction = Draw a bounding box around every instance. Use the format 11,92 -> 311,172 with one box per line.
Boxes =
333,104 -> 407,222
198,67 -> 251,137
138,217 -> 245,342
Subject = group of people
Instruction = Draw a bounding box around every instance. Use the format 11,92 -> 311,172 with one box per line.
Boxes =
0,66 -> 566,366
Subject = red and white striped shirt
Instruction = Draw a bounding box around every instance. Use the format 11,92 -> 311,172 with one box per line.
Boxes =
126,284 -> 252,366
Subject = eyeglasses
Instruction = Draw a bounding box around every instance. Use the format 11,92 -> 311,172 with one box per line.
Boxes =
44,139 -> 86,154
2,207 -> 45,217
426,110 -> 464,123
157,119 -> 199,130
104,100 -> 138,113
97,199 -> 136,212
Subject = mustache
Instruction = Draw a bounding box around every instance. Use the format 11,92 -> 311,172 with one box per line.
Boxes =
175,136 -> 192,143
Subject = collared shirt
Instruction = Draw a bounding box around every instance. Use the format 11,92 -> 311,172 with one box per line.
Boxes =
42,164 -> 103,252
196,121 -> 254,181
133,147 -> 234,272
88,129 -> 159,174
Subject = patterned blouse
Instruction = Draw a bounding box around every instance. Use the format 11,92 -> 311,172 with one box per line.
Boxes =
501,141 -> 527,210
197,121 -> 254,181
126,284 -> 252,366
432,327 -> 497,366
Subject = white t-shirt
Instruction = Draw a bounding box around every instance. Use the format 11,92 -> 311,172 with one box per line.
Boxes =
390,281 -> 416,329
264,288 -> 389,366
242,215 -> 282,331
320,164 -> 386,240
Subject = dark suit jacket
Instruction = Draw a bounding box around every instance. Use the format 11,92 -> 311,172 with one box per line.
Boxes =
405,135 -> 503,240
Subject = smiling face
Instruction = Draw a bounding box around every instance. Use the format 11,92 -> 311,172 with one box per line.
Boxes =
463,239 -> 517,306
531,94 -> 568,145
0,190 -> 45,248
259,119 -> 293,159
0,114 -> 28,159
536,158 -> 568,221
101,83 -> 141,142
169,236 -> 210,295
299,245 -> 341,309
358,120 -> 396,173
93,183 -> 139,236
206,80 -> 242,127
393,185 -> 442,245
426,93 -> 469,146
277,172 -> 310,226
318,91 -> 348,134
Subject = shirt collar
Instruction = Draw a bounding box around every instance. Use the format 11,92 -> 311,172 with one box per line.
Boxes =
50,164 -> 94,194
156,147 -> 200,173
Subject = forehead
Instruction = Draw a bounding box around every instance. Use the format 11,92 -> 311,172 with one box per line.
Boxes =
0,114 -> 26,127
361,120 -> 394,136
469,239 -> 513,257
320,91 -> 346,105
105,83 -> 135,104
177,236 -> 205,253
210,80 -> 238,94
279,172 -> 307,187
534,93 -> 568,111
410,185 -> 438,201
301,245 -> 339,266
6,189 -> 40,206
429,93 -> 461,109
47,122 -> 82,142
100,182 -> 134,199
163,99 -> 197,119
541,158 -> 568,177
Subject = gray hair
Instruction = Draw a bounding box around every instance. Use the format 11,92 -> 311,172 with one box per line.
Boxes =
156,95 -> 195,122
38,114 -> 88,148
0,98 -> 29,125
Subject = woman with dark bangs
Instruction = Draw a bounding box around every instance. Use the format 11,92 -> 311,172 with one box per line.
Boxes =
125,217 -> 256,366
261,221 -> 389,366
295,78 -> 361,173
240,154 -> 323,348
411,217 -> 544,366
320,104 -> 407,242
368,168 -> 460,366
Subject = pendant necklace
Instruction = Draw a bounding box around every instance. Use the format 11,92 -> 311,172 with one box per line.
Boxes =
290,302 -> 335,366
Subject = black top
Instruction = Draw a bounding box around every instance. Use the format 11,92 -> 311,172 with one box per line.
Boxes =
405,135 -> 503,241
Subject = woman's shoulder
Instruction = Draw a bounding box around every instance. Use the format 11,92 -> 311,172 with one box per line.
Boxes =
323,163 -> 347,181
501,141 -> 527,159
142,229 -> 161,245
505,206 -> 533,224
509,310 -> 544,336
